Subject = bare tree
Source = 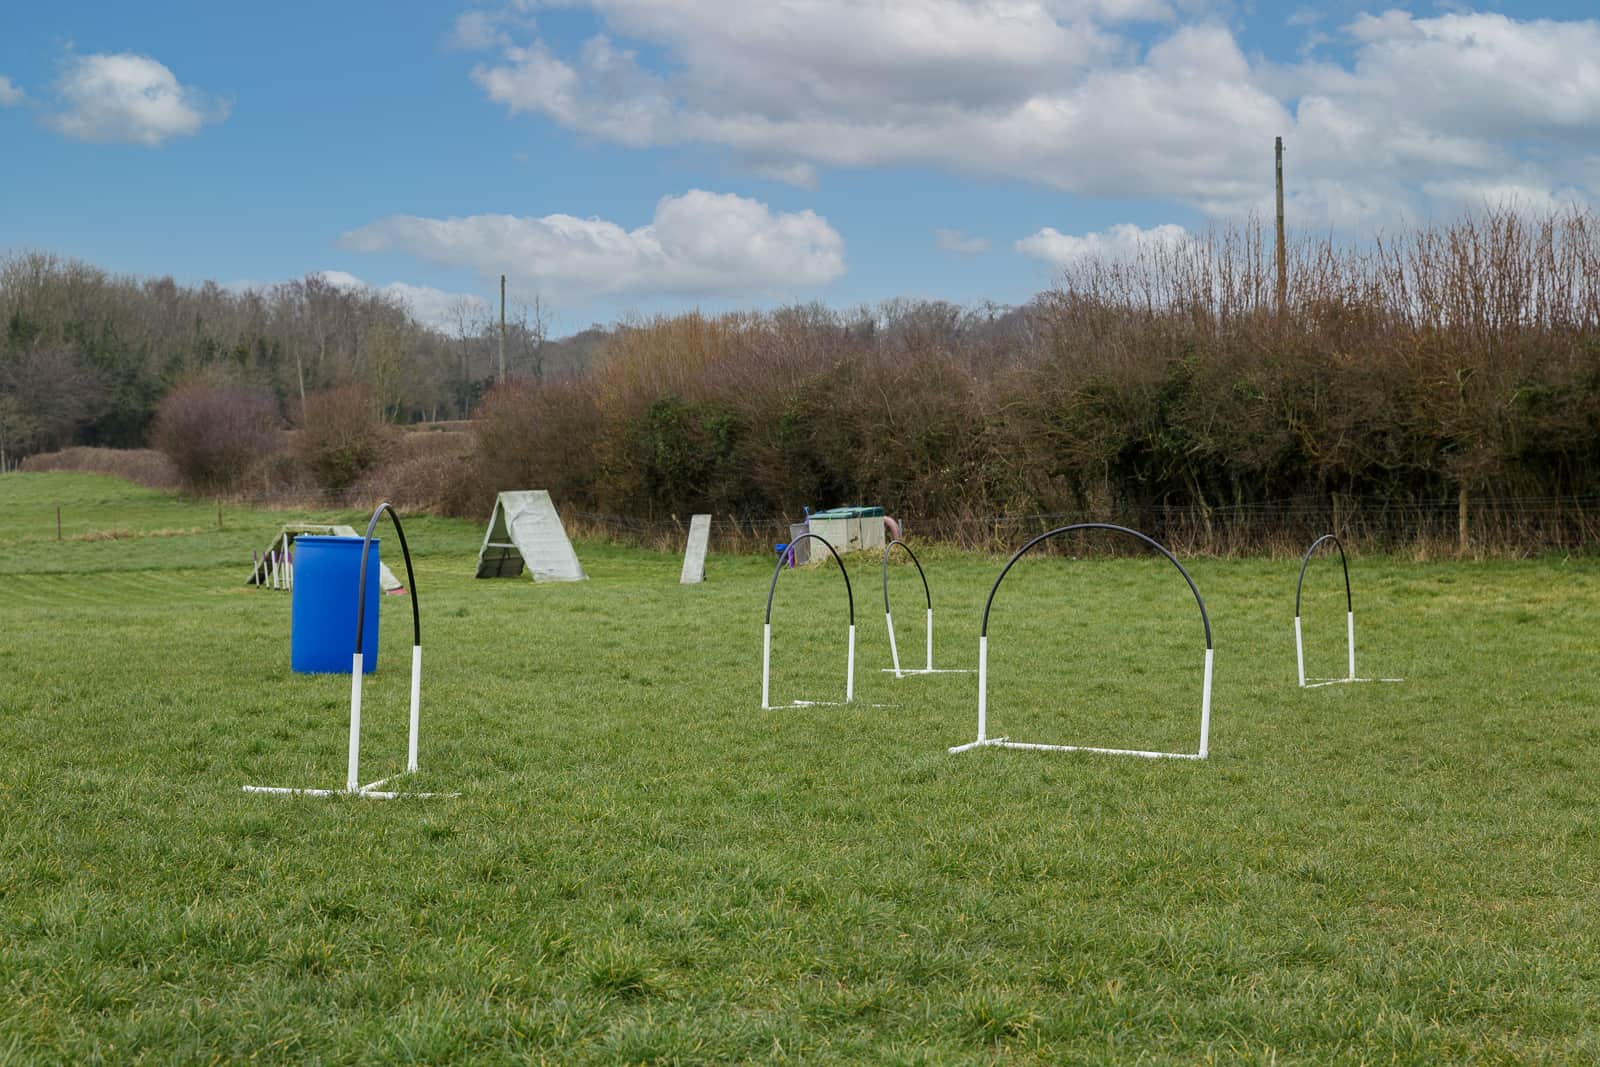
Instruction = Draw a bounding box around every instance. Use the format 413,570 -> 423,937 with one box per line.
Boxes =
508,294 -> 551,381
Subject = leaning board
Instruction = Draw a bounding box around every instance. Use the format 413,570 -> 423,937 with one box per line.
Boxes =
680,513 -> 711,584
476,491 -> 586,582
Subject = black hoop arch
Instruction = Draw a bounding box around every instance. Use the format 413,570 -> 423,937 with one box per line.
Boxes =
981,523 -> 1212,649
1294,533 -> 1352,619
762,532 -> 856,708
881,539 -> 931,615
952,522 -> 1214,760
765,532 -> 854,626
1293,532 -> 1355,687
354,501 -> 420,657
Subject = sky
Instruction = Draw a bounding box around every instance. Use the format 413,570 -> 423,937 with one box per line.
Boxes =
2,1 -> 1597,335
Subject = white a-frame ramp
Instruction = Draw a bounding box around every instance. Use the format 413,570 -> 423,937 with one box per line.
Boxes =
475,491 -> 586,582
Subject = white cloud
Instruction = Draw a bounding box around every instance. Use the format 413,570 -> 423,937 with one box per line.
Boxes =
447,5 -> 539,51
0,75 -> 24,107
449,11 -> 510,50
340,189 -> 846,303
47,53 -> 225,145
314,272 -> 490,332
1016,222 -> 1188,268
463,3 -> 1600,227
935,229 -> 990,254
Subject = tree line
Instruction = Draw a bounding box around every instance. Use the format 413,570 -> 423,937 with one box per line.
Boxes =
0,251 -> 605,467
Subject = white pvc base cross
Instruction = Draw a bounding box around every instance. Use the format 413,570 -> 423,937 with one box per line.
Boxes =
882,608 -> 972,677
949,637 -> 1213,760
1294,611 -> 1403,689
243,647 -> 455,800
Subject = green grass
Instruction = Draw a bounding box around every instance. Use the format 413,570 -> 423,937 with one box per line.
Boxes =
1,471 -> 1597,1064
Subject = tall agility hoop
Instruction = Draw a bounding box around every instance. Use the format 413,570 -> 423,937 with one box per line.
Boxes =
244,502 -> 454,799
1293,533 -> 1401,688
949,523 -> 1213,760
881,539 -> 969,677
762,533 -> 856,709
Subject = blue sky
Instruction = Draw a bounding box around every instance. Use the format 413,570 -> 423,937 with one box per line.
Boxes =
2,1 -> 1596,335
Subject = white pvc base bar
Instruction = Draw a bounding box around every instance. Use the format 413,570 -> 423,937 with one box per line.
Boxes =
243,644 -> 454,800
948,739 -> 1205,760
768,700 -> 898,709
950,641 -> 1213,759
240,785 -> 452,799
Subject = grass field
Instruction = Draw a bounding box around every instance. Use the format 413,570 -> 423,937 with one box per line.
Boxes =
2,471 -> 1598,1064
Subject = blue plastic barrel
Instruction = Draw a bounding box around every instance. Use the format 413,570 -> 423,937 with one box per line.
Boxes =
291,535 -> 380,674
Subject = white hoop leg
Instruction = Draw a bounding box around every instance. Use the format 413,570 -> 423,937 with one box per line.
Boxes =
1347,610 -> 1356,681
407,644 -> 421,773
346,651 -> 364,792
978,634 -> 987,741
1198,647 -> 1213,758
1294,615 -> 1305,687
761,622 -> 772,710
885,611 -> 902,677
948,635 -> 991,753
846,624 -> 856,703
926,608 -> 934,672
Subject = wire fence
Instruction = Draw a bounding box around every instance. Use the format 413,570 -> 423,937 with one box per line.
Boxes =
568,494 -> 1600,559
10,456 -> 1597,558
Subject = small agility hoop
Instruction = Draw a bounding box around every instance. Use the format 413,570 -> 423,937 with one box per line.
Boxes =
949,523 -> 1213,760
1293,533 -> 1402,688
762,533 -> 856,709
244,502 -> 454,799
881,539 -> 970,677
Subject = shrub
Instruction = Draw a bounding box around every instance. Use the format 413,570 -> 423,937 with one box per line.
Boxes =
458,377 -> 601,516
19,447 -> 179,490
152,382 -> 280,494
296,385 -> 394,493
352,430 -> 476,514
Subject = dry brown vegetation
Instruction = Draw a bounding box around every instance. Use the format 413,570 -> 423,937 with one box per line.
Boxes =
19,447 -> 178,489
453,209 -> 1600,554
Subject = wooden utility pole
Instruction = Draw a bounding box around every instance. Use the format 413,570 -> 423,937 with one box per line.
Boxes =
498,274 -> 507,385
1275,136 -> 1287,314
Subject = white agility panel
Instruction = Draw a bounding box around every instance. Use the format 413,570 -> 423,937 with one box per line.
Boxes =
760,533 -> 863,710
243,503 -> 454,800
949,523 -> 1214,760
881,540 -> 970,677
476,490 -> 585,582
1294,534 -> 1402,688
680,513 -> 711,584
